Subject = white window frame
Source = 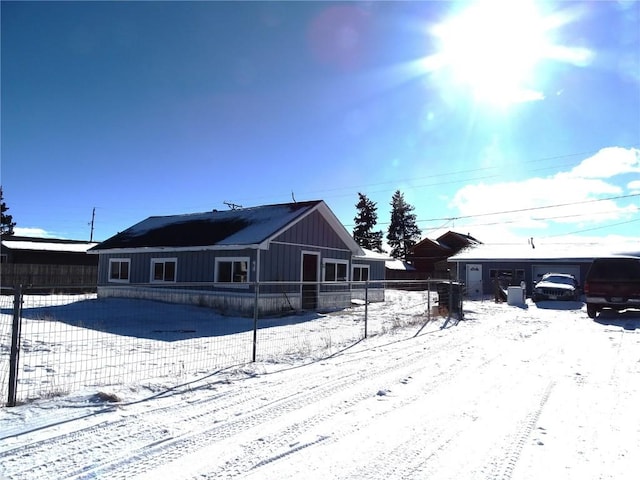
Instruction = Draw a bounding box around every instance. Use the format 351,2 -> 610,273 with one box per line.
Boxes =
150,257 -> 177,283
323,258 -> 349,282
352,264 -> 370,282
215,257 -> 250,285
108,258 -> 131,283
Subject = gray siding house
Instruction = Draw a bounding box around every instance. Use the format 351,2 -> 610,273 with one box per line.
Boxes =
90,200 -> 386,316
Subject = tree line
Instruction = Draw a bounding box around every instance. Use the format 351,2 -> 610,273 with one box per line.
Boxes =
352,190 -> 421,260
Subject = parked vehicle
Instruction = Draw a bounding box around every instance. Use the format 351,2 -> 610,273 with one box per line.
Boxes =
532,273 -> 580,302
584,257 -> 640,319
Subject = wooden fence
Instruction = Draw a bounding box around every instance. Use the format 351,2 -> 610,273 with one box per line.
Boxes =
0,264 -> 97,289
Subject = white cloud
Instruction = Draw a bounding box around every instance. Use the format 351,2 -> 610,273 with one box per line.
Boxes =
546,44 -> 594,67
12,227 -> 55,238
449,147 -> 639,242
566,147 -> 640,179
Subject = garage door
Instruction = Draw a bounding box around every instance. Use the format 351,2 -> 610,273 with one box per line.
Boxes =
532,265 -> 581,284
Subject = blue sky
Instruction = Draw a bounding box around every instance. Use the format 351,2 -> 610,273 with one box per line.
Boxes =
2,0 -> 639,247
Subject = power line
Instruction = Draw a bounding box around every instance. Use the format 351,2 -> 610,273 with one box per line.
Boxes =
305,149 -> 615,198
344,192 -> 640,227
542,217 -> 640,238
445,207 -> 637,231
230,146 -> 639,208
446,193 -> 640,222
466,217 -> 640,246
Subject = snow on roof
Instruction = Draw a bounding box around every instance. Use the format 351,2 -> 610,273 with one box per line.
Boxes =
92,200 -> 362,254
1,238 -> 97,253
354,248 -> 393,262
93,202 -> 320,250
450,240 -> 640,262
385,259 -> 416,271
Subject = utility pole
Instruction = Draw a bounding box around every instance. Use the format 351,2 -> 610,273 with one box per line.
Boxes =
89,207 -> 95,242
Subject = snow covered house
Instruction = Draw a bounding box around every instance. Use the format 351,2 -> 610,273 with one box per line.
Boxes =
90,200 -> 387,316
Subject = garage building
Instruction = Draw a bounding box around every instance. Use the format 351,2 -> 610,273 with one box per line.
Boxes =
449,241 -> 640,298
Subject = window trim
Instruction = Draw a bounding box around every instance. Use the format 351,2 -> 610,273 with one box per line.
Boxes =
215,257 -> 250,285
150,257 -> 177,283
323,258 -> 349,282
108,258 -> 131,283
352,264 -> 370,282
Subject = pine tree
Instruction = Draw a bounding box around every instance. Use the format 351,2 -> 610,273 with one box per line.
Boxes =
386,190 -> 421,259
352,193 -> 384,253
0,187 -> 16,236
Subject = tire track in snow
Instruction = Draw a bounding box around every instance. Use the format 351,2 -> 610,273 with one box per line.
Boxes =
0,322 -> 486,480
323,327 -> 562,480
482,380 -> 556,480
87,321 -> 506,479
207,319 -> 554,479
108,314 -> 552,479
1,309 -> 538,480
78,332 -> 477,479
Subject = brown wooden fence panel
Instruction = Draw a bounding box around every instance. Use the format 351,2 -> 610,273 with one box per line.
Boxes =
0,264 -> 97,288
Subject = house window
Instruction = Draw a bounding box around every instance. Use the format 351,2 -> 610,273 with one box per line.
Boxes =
323,259 -> 348,282
109,258 -> 130,282
151,258 -> 177,283
215,258 -> 249,283
352,264 -> 369,282
490,269 -> 513,280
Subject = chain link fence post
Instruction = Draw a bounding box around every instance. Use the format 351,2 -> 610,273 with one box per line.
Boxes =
427,279 -> 431,322
252,281 -> 260,363
364,281 -> 369,339
7,285 -> 23,407
449,279 -> 453,323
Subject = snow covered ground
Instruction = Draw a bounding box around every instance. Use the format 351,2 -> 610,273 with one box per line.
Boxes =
1,294 -> 639,479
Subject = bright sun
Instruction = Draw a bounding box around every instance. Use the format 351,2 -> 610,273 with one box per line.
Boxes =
429,0 -> 563,107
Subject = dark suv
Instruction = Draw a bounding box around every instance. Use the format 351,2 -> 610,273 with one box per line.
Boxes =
584,257 -> 640,319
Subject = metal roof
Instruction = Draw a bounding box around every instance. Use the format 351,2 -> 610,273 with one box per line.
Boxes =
1,236 -> 97,253
449,241 -> 640,262
90,200 -> 364,255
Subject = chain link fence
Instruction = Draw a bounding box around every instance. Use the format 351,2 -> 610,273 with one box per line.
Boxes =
1,279 -> 464,406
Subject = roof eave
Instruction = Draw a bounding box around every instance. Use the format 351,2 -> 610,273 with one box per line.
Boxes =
90,244 -> 262,255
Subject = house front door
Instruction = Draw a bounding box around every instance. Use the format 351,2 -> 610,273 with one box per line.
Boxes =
301,252 -> 319,310
466,264 -> 483,298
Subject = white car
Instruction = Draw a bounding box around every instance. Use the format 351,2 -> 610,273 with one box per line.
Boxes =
532,273 -> 580,302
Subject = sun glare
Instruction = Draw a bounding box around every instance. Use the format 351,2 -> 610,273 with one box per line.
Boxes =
430,1 -> 566,107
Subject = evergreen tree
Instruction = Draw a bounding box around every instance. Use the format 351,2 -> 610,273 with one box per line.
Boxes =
386,190 -> 421,259
0,187 -> 16,236
352,193 -> 384,253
